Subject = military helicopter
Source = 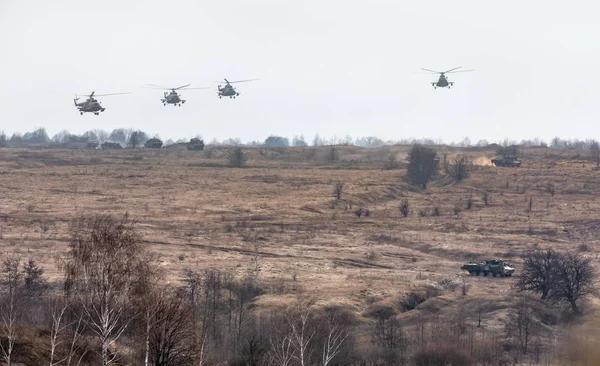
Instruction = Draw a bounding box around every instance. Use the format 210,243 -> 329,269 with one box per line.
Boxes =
420,67 -> 473,89
144,84 -> 209,106
216,78 -> 258,99
73,91 -> 130,115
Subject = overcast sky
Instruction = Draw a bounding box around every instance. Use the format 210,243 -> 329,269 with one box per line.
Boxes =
1,0 -> 599,143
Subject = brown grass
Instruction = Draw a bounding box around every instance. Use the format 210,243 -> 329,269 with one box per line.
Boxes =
1,145 -> 600,352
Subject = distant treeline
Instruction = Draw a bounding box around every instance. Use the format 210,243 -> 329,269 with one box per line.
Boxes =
0,127 -> 597,149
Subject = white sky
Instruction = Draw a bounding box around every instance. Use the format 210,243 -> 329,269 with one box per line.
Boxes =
1,0 -> 599,143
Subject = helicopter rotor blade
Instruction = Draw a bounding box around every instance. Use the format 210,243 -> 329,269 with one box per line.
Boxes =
443,66 -> 463,73
173,84 -> 192,90
446,69 -> 474,74
179,87 -> 210,90
227,79 -> 259,84
143,84 -> 169,89
92,92 -> 132,97
420,68 -> 441,74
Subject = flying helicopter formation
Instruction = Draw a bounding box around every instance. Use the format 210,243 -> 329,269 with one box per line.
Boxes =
73,78 -> 258,115
73,68 -> 474,115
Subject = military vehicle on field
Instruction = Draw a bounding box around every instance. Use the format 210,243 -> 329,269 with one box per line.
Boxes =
101,142 -> 123,150
187,138 -> 205,151
144,138 -> 163,149
491,155 -> 521,167
460,259 -> 515,277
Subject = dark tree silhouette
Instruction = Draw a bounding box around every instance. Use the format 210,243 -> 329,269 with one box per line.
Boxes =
516,249 -> 561,300
406,145 -> 437,189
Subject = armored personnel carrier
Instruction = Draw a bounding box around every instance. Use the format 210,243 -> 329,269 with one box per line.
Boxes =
491,155 -> 521,167
461,259 -> 515,277
187,138 -> 205,151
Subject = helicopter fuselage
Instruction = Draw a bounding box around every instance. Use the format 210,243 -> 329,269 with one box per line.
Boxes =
432,74 -> 453,89
74,98 -> 105,115
162,91 -> 185,106
218,85 -> 239,98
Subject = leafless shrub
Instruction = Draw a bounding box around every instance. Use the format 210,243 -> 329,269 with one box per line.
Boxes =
354,207 -> 365,218
454,206 -> 462,218
466,193 -> 473,210
546,182 -> 556,196
365,250 -> 377,261
333,182 -> 344,200
414,345 -> 474,366
482,191 -> 490,206
590,140 -> 600,167
504,300 -> 540,357
528,197 -> 533,212
448,154 -> 472,182
578,243 -> 590,252
229,147 -> 246,168
406,145 -> 438,189
400,199 -> 409,218
398,288 -> 440,312
327,145 -> 339,162
26,204 -> 35,213
418,209 -> 427,217
372,315 -> 408,365
431,206 -> 441,216
462,277 -> 470,296
385,153 -> 399,170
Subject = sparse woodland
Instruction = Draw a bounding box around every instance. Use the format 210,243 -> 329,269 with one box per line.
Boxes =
0,141 -> 599,365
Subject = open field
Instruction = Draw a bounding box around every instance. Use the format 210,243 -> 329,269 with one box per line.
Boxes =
1,144 -> 600,363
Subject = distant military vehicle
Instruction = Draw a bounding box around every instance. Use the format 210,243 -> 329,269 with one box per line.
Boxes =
491,155 -> 521,167
461,259 -> 515,277
144,138 -> 163,149
187,138 -> 205,151
101,142 -> 123,150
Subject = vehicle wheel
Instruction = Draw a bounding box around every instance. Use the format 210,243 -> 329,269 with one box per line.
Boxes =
219,96 -> 222,99
80,112 -> 83,115
483,271 -> 489,277
476,271 -> 481,276
233,96 -> 236,99
492,272 -> 497,277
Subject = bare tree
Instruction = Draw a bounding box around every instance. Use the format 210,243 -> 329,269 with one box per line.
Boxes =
48,296 -> 69,366
406,145 -> 437,188
64,214 -> 147,365
482,191 -> 490,206
0,257 -> 21,366
269,333 -> 294,366
448,154 -> 472,182
517,250 -> 596,315
333,182 -> 344,200
400,199 -> 409,218
327,145 -> 339,162
321,312 -> 349,366
590,140 -> 600,167
552,252 -> 596,315
229,147 -> 246,168
286,298 -> 316,366
148,291 -> 195,366
504,300 -> 539,356
516,249 -> 561,300
48,296 -> 89,366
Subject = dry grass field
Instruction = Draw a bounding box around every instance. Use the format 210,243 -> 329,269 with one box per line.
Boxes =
1,144 -> 600,363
